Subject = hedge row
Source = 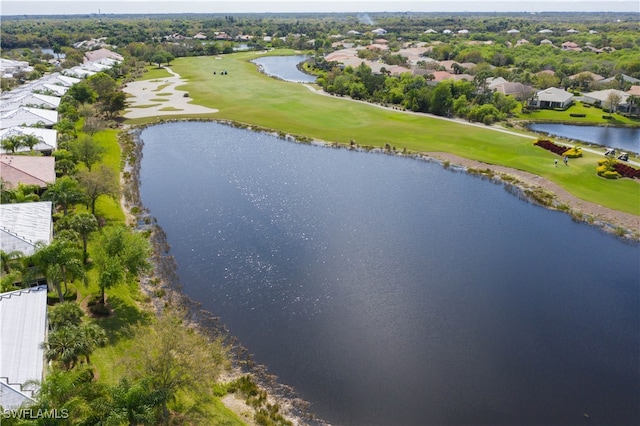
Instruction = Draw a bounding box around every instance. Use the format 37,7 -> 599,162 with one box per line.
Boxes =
613,162 -> 640,179
534,139 -> 568,156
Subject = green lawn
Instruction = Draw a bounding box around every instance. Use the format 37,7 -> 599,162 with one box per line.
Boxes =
125,52 -> 639,216
517,101 -> 640,125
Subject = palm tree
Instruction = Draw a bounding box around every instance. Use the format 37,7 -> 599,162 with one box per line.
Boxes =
56,212 -> 99,263
6,183 -> 41,203
44,326 -> 89,370
32,239 -> 85,302
21,134 -> 42,151
42,176 -> 85,215
0,135 -> 25,153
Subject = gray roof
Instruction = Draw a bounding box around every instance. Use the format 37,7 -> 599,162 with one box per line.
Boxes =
535,87 -> 574,103
0,202 -> 53,256
0,107 -> 58,129
0,285 -> 48,409
0,126 -> 58,154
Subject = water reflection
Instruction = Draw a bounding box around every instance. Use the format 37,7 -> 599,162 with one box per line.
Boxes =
139,122 -> 640,426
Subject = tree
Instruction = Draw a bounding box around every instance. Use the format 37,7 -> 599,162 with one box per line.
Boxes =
20,134 -> 41,151
5,183 -> 41,203
77,165 -> 119,216
43,322 -> 105,369
56,212 -> 98,263
70,135 -> 105,171
82,116 -> 106,135
430,81 -> 454,116
66,81 -> 97,104
53,148 -> 78,176
106,377 -> 162,425
605,91 -> 623,113
48,301 -> 84,329
32,239 -> 85,302
100,91 -> 128,117
87,72 -> 117,100
125,310 -> 228,424
43,176 -> 85,215
94,226 -> 151,304
1,135 -> 25,153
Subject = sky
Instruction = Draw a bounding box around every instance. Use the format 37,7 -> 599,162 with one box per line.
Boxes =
1,0 -> 638,15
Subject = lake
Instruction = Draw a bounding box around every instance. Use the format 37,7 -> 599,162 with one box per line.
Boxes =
251,55 -> 316,83
139,122 -> 640,426
528,123 -> 640,153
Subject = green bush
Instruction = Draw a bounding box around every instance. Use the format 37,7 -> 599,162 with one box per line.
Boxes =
603,170 -> 621,179
569,113 -> 586,117
563,148 -> 583,158
602,115 -> 612,119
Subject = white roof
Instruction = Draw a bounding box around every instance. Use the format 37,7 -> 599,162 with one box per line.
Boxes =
0,285 -> 48,409
0,126 -> 58,153
39,73 -> 80,87
583,89 -> 630,104
0,92 -> 61,112
0,107 -> 58,129
0,202 -> 53,256
535,87 -> 574,103
539,29 -> 553,33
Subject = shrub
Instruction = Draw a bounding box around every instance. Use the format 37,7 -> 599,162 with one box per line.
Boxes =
569,113 -> 586,117
602,115 -> 612,119
613,162 -> 640,179
563,147 -> 583,158
602,170 -> 621,179
534,139 -> 566,156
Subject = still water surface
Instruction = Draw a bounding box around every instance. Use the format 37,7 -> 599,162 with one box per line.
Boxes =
528,123 -> 640,153
139,122 -> 639,426
251,55 -> 316,83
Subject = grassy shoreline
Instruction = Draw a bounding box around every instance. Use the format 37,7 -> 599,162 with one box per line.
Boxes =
124,51 -> 639,218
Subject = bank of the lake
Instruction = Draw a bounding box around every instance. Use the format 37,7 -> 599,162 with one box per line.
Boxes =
135,121 -> 640,426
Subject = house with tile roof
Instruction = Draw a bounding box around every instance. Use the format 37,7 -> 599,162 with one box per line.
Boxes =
0,127 -> 58,155
0,107 -> 58,129
0,285 -> 48,410
0,155 -> 56,189
0,92 -> 61,113
529,87 -> 574,109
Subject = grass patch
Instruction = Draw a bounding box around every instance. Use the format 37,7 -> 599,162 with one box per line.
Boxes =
138,66 -> 172,80
159,106 -> 183,111
154,92 -> 172,96
128,103 -> 161,109
127,52 -> 639,216
149,97 -> 169,102
517,102 -> 639,125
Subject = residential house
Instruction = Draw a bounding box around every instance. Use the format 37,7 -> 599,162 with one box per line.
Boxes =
0,58 -> 34,78
0,201 -> 53,256
0,126 -> 58,155
582,89 -> 632,112
371,28 -> 387,35
0,286 -> 49,410
0,93 -> 61,113
0,107 -> 58,129
493,82 -> 535,100
0,155 -> 56,190
569,71 -> 605,82
529,87 -> 574,109
561,42 -> 581,51
599,74 -> 640,86
83,48 -> 124,63
627,85 -> 640,96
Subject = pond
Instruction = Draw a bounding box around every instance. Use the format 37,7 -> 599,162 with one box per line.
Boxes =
251,55 -> 316,83
139,122 -> 639,426
528,123 -> 640,154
